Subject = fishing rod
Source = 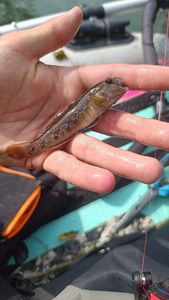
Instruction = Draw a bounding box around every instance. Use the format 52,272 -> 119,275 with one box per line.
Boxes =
0,0 -> 149,35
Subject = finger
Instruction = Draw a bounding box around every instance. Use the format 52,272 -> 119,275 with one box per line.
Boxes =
66,133 -> 162,184
29,150 -> 115,194
22,7 -> 83,58
78,64 -> 169,91
94,110 -> 169,151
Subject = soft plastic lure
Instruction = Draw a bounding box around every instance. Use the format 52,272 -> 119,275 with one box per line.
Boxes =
6,78 -> 128,159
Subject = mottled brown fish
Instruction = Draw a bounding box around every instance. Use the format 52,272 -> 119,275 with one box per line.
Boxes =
6,78 -> 128,159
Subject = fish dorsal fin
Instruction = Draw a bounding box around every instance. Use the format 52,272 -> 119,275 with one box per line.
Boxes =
35,110 -> 66,140
35,81 -> 103,140
35,99 -> 80,140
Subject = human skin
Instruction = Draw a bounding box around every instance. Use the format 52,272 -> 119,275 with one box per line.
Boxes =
0,6 -> 169,193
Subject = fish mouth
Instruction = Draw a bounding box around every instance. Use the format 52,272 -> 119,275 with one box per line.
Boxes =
105,77 -> 128,92
110,86 -> 128,98
105,77 -> 129,95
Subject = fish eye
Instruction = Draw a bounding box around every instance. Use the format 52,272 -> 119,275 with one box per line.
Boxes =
105,78 -> 113,84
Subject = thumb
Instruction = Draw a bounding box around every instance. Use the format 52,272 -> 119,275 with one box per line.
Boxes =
22,7 -> 83,58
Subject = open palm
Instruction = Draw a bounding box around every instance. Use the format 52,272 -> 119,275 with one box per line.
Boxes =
1,7 -> 169,193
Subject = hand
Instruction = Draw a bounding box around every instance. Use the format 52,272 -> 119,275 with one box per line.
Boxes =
0,7 -> 169,194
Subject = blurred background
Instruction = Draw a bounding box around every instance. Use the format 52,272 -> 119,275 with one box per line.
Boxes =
0,0 -> 142,31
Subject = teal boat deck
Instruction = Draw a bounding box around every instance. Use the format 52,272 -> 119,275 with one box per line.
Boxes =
25,104 -> 169,262
25,175 -> 169,262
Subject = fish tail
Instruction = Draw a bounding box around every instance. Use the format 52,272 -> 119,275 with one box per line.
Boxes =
6,142 -> 30,159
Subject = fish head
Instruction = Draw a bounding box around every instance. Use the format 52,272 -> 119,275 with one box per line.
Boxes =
92,77 -> 128,109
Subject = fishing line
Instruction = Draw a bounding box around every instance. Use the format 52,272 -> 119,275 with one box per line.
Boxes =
141,219 -> 148,274
158,10 -> 169,122
142,285 -> 151,300
140,4 -> 169,277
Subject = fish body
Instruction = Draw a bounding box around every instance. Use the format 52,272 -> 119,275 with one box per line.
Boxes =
6,78 -> 128,159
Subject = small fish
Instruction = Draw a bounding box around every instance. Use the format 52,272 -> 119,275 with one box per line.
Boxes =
6,77 -> 128,159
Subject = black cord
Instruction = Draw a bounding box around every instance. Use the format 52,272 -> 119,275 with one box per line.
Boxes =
142,0 -> 169,65
142,0 -> 159,64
